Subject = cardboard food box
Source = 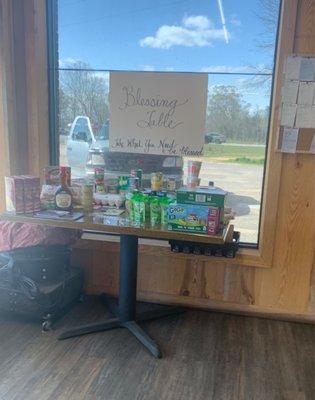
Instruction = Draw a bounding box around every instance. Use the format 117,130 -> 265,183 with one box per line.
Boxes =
21,176 -> 41,213
167,204 -> 221,235
176,186 -> 226,208
43,166 -> 71,186
5,176 -> 25,214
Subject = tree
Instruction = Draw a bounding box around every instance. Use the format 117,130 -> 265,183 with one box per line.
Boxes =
206,86 -> 269,144
58,61 -> 109,134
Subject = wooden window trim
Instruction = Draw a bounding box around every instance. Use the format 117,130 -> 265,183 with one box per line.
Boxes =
0,0 -> 298,270
82,0 -> 298,270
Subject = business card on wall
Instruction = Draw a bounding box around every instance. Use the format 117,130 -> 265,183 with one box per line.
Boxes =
280,103 -> 297,126
281,127 -> 299,153
284,56 -> 301,80
310,134 -> 315,154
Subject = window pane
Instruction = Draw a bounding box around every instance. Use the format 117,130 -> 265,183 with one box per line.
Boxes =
56,0 -> 280,244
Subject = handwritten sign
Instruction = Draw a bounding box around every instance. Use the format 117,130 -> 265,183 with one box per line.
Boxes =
109,72 -> 208,156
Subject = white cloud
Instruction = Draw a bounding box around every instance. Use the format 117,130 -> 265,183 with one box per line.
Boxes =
58,57 -> 80,67
201,64 -> 271,74
140,65 -> 155,71
201,65 -> 254,73
92,71 -> 108,79
165,66 -> 175,71
139,15 -> 228,49
183,15 -> 211,30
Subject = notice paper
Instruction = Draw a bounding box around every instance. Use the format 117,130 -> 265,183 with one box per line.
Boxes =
297,81 -> 314,105
280,103 -> 297,127
109,71 -> 208,156
295,105 -> 313,128
310,134 -> 315,153
281,127 -> 299,153
285,57 -> 301,80
282,80 -> 299,103
299,58 -> 315,81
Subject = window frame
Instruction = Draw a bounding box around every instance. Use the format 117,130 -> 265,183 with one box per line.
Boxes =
46,0 -> 297,267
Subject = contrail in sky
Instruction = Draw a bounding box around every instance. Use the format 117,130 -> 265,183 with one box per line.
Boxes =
217,0 -> 229,44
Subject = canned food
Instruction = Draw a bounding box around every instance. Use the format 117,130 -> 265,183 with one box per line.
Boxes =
129,176 -> 139,190
151,172 -> 163,191
108,184 -> 119,194
118,176 -> 129,190
82,184 -> 94,212
94,168 -> 105,193
167,178 -> 176,191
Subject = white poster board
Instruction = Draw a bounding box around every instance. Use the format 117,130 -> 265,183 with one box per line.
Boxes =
109,72 -> 208,156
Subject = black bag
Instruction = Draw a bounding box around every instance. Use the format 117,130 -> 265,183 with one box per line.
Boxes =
0,246 -> 84,331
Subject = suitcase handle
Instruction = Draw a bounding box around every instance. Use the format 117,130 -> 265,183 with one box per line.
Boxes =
0,253 -> 15,284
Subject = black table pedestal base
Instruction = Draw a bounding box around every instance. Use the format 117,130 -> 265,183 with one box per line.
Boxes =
58,234 -> 184,358
58,296 -> 184,358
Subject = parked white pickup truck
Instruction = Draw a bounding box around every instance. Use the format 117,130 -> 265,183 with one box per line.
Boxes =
66,116 -> 183,185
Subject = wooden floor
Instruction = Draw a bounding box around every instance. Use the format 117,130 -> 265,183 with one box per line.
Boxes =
0,298 -> 315,400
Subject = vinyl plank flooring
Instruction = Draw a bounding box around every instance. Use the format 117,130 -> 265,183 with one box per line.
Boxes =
0,297 -> 314,400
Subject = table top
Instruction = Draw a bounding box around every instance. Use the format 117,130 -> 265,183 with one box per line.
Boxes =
0,211 -> 232,245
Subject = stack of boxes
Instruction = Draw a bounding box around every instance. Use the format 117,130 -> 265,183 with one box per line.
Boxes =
167,186 -> 226,235
5,176 -> 41,214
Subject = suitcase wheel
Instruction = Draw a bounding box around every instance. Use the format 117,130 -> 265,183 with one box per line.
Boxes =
42,320 -> 52,332
42,313 -> 53,332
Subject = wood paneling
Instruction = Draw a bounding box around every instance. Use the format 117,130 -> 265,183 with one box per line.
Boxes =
0,0 -> 49,200
1,0 -> 315,322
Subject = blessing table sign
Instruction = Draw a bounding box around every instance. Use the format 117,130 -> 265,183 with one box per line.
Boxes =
109,71 -> 208,156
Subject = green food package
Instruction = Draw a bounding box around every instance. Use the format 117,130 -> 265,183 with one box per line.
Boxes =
142,194 -> 150,222
161,197 -> 175,226
150,197 -> 161,226
132,193 -> 146,224
125,192 -> 134,221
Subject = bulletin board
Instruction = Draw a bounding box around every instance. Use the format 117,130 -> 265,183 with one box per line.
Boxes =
277,55 -> 315,154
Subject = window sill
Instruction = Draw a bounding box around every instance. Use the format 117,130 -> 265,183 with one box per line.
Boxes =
81,232 -> 271,269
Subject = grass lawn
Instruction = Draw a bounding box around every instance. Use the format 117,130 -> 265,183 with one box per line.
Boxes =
203,143 -> 265,164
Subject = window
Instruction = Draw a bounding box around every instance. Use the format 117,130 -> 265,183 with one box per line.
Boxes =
49,0 -> 281,244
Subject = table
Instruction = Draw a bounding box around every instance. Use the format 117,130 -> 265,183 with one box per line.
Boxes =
1,212 -> 231,358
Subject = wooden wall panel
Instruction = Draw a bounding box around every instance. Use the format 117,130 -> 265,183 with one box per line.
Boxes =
1,0 -> 315,322
0,0 -> 49,200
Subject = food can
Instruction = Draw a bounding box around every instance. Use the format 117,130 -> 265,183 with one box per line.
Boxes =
167,178 -> 176,191
129,176 -> 139,191
108,184 -> 119,194
118,176 -> 130,190
82,183 -> 94,212
151,172 -> 163,192
94,168 -> 105,192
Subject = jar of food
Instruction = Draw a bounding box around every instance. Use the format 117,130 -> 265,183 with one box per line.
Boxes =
94,168 -> 105,193
82,183 -> 94,212
151,172 -> 163,191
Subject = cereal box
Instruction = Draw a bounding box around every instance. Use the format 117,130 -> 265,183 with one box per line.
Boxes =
167,204 -> 221,235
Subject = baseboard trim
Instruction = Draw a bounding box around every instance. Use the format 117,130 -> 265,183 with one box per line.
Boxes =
135,291 -> 315,325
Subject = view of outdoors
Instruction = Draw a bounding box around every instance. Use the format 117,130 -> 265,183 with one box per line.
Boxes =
56,0 -> 280,243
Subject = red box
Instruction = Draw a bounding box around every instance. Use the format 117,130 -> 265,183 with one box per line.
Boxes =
207,207 -> 221,235
21,176 -> 41,213
5,176 -> 25,214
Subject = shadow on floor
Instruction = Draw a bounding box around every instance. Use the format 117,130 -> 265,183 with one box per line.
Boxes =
226,192 -> 260,216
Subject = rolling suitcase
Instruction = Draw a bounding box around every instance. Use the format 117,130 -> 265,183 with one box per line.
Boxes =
0,245 -> 84,331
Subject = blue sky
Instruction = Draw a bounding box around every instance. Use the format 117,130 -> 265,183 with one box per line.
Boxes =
58,0 -> 279,108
